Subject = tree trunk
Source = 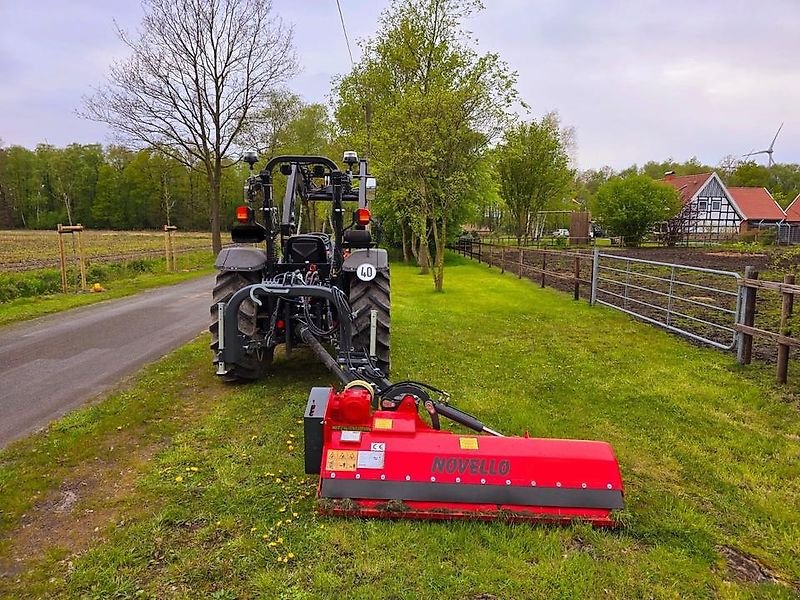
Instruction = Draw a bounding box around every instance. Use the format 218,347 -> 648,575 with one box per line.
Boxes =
209,159 -> 222,255
418,219 -> 430,275
410,230 -> 419,261
512,209 -> 526,246
432,216 -> 446,291
62,193 -> 74,226
401,222 -> 410,264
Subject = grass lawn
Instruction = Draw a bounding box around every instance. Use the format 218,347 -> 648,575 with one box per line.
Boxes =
1,256 -> 799,599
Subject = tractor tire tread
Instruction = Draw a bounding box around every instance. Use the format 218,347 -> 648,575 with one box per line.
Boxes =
349,270 -> 391,375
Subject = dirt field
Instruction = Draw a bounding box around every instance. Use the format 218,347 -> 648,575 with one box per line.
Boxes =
606,246 -> 773,273
0,229 -> 212,272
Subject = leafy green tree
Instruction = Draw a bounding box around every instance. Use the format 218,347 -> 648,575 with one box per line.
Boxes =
768,163 -> 800,207
0,147 -> 13,227
494,114 -> 573,244
239,90 -> 303,159
0,146 -> 38,227
334,0 -> 518,290
575,166 -> 615,209
594,175 -> 681,247
727,161 -> 771,189
281,104 -> 334,156
640,157 -> 712,179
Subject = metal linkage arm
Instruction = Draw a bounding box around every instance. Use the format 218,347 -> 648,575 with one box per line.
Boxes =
219,283 -> 353,367
263,155 -> 338,174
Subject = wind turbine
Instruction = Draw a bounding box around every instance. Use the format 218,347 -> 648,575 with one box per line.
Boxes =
743,123 -> 783,166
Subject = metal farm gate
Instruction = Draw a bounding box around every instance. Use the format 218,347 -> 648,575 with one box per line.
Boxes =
590,250 -> 742,350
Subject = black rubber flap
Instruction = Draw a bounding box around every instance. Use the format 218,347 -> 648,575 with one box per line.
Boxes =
320,479 -> 623,510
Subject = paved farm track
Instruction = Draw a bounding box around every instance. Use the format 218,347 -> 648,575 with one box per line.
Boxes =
0,275 -> 215,448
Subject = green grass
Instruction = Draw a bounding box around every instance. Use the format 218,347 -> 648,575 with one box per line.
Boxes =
1,256 -> 799,598
0,250 -> 215,327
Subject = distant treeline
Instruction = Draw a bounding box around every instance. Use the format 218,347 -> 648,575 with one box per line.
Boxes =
0,144 -> 251,230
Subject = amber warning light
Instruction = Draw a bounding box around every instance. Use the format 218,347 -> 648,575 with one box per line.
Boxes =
236,206 -> 251,223
355,208 -> 371,226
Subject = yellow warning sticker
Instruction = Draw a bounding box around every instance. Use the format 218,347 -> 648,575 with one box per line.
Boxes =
459,437 -> 479,450
325,450 -> 357,471
374,418 -> 394,430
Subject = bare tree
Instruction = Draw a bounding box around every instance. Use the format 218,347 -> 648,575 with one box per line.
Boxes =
83,0 -> 297,253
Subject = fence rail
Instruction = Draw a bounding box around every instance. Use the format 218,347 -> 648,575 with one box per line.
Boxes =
590,250 -> 741,351
450,239 -> 800,385
451,240 -> 592,300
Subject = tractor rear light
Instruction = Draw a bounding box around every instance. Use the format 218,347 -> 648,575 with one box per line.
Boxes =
236,206 -> 251,223
276,319 -> 285,330
355,207 -> 371,226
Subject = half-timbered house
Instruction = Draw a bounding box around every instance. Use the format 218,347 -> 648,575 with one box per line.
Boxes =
660,172 -> 786,243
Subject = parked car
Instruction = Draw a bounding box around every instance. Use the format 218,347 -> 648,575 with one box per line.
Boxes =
552,228 -> 569,238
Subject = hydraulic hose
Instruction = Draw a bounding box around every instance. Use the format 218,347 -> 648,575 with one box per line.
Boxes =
299,326 -> 353,386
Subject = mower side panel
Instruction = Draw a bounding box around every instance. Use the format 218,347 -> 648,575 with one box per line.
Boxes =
316,404 -> 624,527
304,387 -> 333,475
342,248 -> 388,272
214,247 -> 267,272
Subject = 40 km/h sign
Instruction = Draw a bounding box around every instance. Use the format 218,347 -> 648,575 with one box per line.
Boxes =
356,263 -> 377,282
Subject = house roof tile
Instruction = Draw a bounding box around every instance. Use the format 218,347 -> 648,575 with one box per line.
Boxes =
727,187 -> 785,221
785,193 -> 800,222
659,173 -> 714,204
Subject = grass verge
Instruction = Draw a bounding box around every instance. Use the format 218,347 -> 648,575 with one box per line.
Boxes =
1,256 -> 799,598
0,250 -> 214,327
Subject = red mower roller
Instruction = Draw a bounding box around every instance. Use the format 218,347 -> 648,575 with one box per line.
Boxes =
304,381 -> 624,527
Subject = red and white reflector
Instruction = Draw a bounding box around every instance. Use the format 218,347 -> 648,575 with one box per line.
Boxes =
236,206 -> 251,223
355,207 -> 371,226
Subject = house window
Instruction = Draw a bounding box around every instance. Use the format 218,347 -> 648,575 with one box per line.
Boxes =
698,199 -> 708,211
711,199 -> 721,211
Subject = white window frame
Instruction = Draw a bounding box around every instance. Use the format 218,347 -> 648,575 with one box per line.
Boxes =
697,198 -> 708,211
711,199 -> 721,211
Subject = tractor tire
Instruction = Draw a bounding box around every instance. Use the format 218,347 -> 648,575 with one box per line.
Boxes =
209,270 -> 273,382
350,270 -> 391,375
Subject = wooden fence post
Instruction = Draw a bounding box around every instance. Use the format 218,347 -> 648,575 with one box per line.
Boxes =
164,225 -> 177,272
737,266 -> 758,365
487,243 -> 492,268
777,273 -> 795,384
540,251 -> 546,288
76,227 -> 87,291
57,224 -> 68,294
500,245 -> 505,274
518,247 -> 523,279
478,241 -> 482,265
574,254 -> 580,301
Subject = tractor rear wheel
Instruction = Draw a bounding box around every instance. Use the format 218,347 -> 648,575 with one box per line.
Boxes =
349,270 -> 391,375
209,270 -> 273,382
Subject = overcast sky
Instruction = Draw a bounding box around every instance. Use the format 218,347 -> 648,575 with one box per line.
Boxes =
0,0 -> 797,170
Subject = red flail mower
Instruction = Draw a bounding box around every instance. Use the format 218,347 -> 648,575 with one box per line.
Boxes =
305,381 -> 624,527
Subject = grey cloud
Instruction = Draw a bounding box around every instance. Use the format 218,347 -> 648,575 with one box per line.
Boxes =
0,0 -> 796,170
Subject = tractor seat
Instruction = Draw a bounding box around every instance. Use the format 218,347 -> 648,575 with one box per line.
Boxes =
344,228 -> 372,249
285,234 -> 331,264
